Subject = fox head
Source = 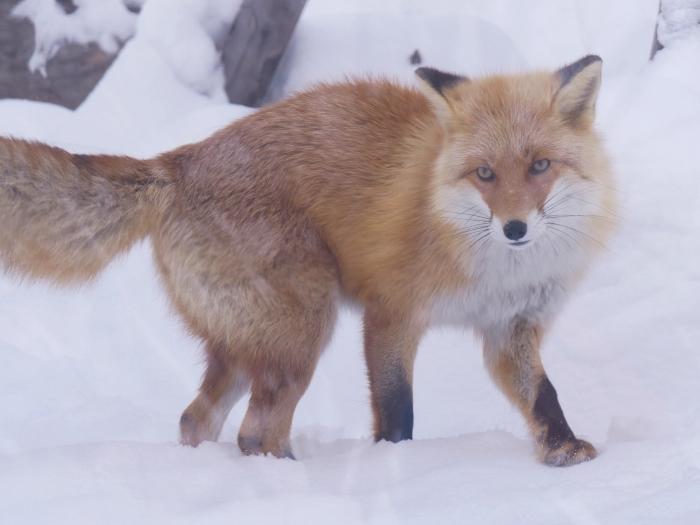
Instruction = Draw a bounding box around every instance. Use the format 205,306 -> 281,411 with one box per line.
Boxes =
418,56 -> 615,260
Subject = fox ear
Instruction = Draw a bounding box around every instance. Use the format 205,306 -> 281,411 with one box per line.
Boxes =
415,67 -> 468,122
553,55 -> 602,127
415,67 -> 466,97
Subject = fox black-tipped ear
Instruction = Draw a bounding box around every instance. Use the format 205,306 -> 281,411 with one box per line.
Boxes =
415,67 -> 468,124
415,67 -> 467,97
554,55 -> 602,127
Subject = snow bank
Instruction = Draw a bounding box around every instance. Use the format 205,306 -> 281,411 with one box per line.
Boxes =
12,0 -> 137,75
658,0 -> 700,46
1,1 -> 699,524
3,0 -> 248,157
137,0 -> 243,99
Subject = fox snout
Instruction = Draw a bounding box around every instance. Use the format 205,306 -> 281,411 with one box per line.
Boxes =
491,213 -> 542,250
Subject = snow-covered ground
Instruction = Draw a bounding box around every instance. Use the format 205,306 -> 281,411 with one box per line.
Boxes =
1,1 -> 699,523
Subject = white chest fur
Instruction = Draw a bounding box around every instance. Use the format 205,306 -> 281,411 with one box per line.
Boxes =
431,241 -> 589,330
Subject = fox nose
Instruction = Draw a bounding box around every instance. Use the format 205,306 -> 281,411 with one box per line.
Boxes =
503,220 -> 527,241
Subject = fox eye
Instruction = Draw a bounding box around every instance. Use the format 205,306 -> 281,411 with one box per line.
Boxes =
476,166 -> 495,181
530,159 -> 550,174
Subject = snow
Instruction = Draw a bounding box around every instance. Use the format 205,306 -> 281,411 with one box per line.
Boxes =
136,0 -> 243,98
658,0 -> 700,46
1,1 -> 699,523
12,0 -> 137,75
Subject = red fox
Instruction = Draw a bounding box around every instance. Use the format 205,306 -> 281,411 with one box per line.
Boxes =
0,55 -> 615,466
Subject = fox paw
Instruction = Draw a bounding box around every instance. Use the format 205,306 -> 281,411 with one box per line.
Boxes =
238,434 -> 295,459
542,438 -> 597,467
179,408 -> 219,447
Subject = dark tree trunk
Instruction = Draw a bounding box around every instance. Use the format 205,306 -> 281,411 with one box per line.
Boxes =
222,0 -> 307,107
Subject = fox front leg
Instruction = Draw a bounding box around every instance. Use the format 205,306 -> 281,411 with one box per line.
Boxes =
482,318 -> 597,466
363,307 -> 425,442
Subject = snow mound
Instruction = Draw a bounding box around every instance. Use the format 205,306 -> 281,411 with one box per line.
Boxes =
658,0 -> 700,46
137,0 -> 243,99
12,0 -> 137,75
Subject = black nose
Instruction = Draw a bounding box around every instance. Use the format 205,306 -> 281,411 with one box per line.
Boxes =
503,220 -> 527,241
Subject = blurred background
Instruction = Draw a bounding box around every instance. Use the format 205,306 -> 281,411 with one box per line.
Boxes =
0,1 -> 699,524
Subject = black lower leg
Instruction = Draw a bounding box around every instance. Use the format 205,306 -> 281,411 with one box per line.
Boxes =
532,377 -> 576,449
374,374 -> 414,443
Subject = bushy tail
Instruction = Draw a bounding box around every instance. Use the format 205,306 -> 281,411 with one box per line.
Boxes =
0,137 -> 172,283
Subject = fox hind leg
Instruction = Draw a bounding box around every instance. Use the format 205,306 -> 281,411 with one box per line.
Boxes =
161,210 -> 340,456
237,365 -> 315,459
180,342 -> 250,447
237,298 -> 336,459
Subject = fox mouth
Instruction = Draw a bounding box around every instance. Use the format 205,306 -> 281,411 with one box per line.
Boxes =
509,240 -> 530,247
